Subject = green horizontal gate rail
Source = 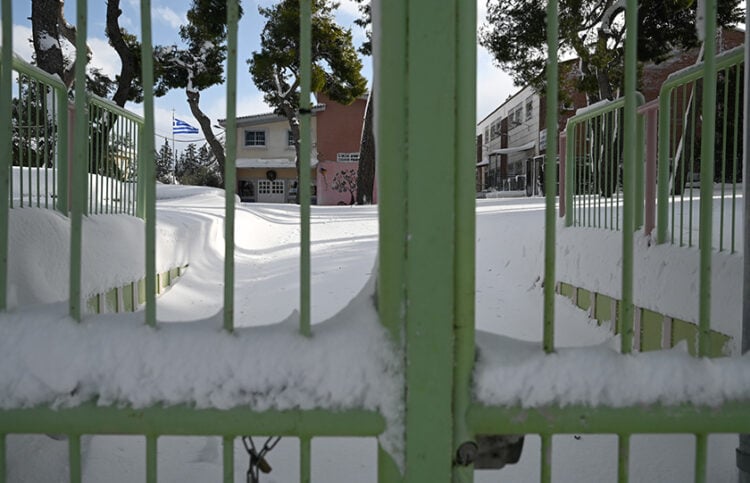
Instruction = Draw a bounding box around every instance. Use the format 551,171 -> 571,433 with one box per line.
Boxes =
657,46 -> 745,253
1,1 -> 750,483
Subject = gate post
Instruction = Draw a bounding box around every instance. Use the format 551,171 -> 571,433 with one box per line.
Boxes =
376,0 -> 476,480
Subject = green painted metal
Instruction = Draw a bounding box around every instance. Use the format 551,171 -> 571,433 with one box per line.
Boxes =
140,0 -> 157,328
146,434 -> 157,483
618,434 -> 629,483
223,436 -> 233,483
468,402 -> 750,435
540,434 -> 551,483
300,436 -> 311,483
373,2 -> 408,473
620,0 -> 638,354
376,0 -> 407,342
377,445 -> 401,483
544,0 -> 559,355
69,0 -> 89,322
69,434 -> 82,483
223,0 -> 239,333
401,0 -> 464,478
0,406 -> 384,436
695,433 -> 707,483
0,434 -> 5,483
656,46 -> 744,246
698,0 -> 717,357
452,0 -> 477,480
299,0 -> 312,338
0,0 -> 11,312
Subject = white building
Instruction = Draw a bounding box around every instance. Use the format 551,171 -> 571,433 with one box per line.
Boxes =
476,85 -> 544,195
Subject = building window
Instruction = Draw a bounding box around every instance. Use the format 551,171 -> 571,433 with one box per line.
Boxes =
525,97 -> 533,120
287,130 -> 295,147
337,152 -> 360,162
257,179 -> 284,194
244,130 -> 266,147
490,121 -> 501,140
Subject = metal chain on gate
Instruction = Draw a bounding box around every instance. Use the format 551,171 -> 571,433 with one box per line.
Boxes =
242,436 -> 281,483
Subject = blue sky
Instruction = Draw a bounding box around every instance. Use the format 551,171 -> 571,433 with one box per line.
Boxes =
6,0 -> 515,146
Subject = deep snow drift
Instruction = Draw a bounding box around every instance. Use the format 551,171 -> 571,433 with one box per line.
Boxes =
1,186 -> 746,482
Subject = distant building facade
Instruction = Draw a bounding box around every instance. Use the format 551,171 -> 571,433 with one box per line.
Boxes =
225,92 -> 368,204
476,29 -> 744,196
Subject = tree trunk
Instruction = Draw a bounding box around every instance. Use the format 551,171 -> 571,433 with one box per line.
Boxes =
356,90 -> 375,204
106,0 -> 138,107
281,103 -> 301,204
186,90 -> 226,186
31,0 -> 68,85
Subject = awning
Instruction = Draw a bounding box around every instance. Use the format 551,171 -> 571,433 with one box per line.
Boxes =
489,141 -> 536,155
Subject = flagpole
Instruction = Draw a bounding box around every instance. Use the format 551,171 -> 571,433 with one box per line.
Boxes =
171,109 -> 176,184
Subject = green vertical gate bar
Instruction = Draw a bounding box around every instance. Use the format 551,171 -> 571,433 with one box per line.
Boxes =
298,0 -> 312,338
618,434 -> 630,482
619,0 -> 638,354
70,0 -> 89,322
300,436 -> 311,483
69,435 -> 82,483
0,434 -> 5,483
544,0 -> 559,354
140,0 -> 157,327
541,434 -> 552,483
375,0 -> 408,476
698,0 -> 717,356
222,436 -> 233,483
657,86 -> 672,245
146,435 -> 157,483
376,0 -> 407,342
223,0 -> 239,333
403,0 -> 459,478
695,433 -> 707,483
0,0 -> 12,312
452,0 -> 476,480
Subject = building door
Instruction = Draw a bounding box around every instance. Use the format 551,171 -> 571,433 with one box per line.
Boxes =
256,179 -> 285,203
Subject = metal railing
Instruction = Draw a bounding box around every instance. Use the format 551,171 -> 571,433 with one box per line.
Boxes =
86,95 -> 142,216
9,54 -> 68,212
7,54 -> 143,217
657,46 -> 745,253
563,94 -> 646,231
0,1 -> 749,482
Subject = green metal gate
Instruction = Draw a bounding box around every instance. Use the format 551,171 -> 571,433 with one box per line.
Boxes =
1,0 -> 750,481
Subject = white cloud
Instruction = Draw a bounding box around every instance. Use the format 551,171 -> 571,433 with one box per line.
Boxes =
154,6 -> 185,29
88,37 -> 121,81
0,24 -> 36,62
337,0 -> 363,19
476,47 -> 516,122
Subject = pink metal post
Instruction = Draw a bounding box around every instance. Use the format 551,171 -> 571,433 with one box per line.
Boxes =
559,132 -> 566,218
639,100 -> 659,237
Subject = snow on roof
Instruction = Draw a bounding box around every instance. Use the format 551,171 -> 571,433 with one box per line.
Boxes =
236,158 -> 318,169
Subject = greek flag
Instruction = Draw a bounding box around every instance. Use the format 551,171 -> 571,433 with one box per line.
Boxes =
173,118 -> 199,135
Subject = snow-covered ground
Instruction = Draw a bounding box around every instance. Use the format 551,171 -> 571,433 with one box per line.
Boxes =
2,185 -> 746,481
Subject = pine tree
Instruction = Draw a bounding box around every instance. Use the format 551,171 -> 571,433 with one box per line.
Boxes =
156,140 -> 174,184
154,0 -> 244,186
248,0 -> 367,202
